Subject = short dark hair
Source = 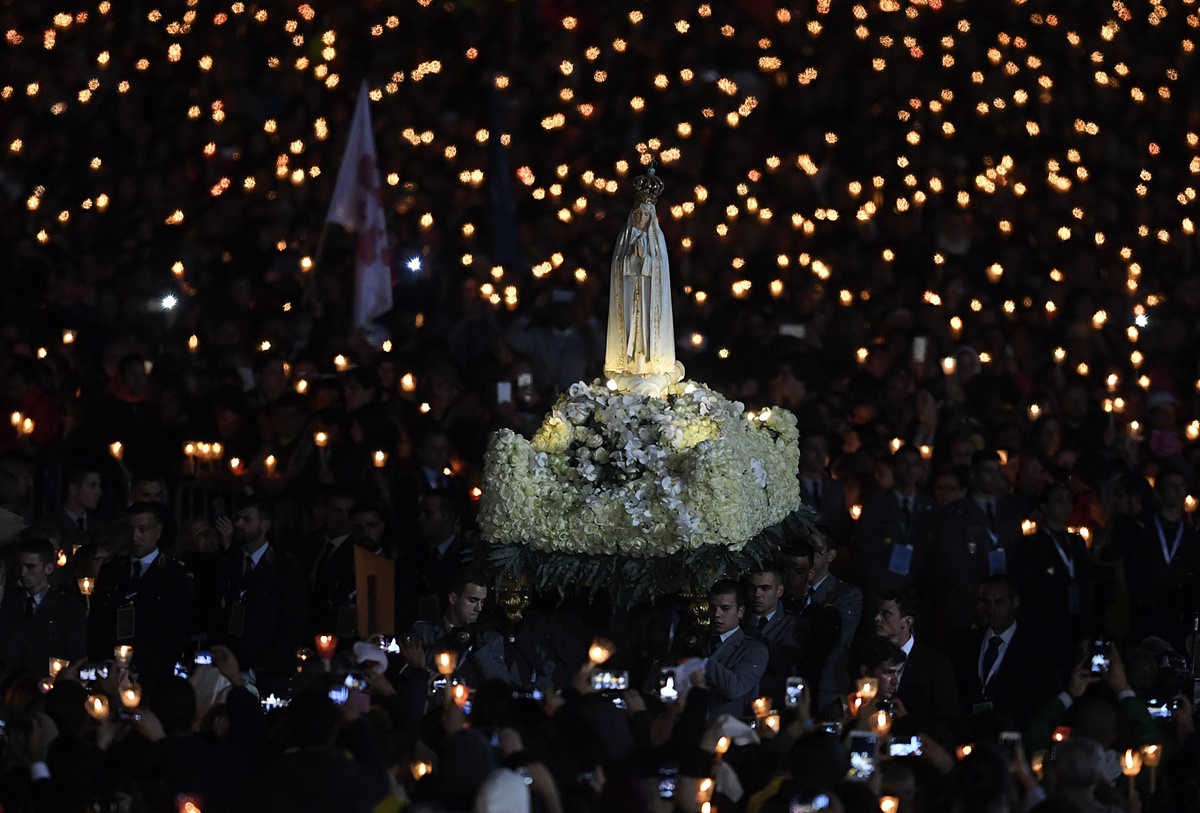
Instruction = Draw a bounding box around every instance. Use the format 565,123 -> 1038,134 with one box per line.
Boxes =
893,444 -> 921,462
785,538 -> 816,562
879,587 -> 920,623
349,501 -> 384,519
423,488 -> 464,519
971,449 -> 1001,470
15,537 -> 55,565
238,494 -> 273,523
980,573 -> 1020,598
448,567 -> 488,598
63,464 -> 101,490
747,561 -> 787,585
126,501 -> 168,525
856,635 -> 908,673
709,578 -> 747,608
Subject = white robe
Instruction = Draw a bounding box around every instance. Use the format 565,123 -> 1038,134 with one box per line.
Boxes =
604,202 -> 677,380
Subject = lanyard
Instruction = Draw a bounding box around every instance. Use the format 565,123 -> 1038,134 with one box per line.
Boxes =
1154,517 -> 1184,566
1045,529 -> 1075,580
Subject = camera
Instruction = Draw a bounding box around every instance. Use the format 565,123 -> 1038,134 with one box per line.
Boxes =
1088,640 -> 1111,675
657,766 -> 678,799
847,731 -> 878,780
1147,698 -> 1179,719
785,676 -> 806,709
589,669 -> 629,692
889,736 -> 923,757
657,667 -> 678,703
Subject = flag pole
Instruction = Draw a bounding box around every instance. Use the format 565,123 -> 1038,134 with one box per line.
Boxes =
302,219 -> 333,309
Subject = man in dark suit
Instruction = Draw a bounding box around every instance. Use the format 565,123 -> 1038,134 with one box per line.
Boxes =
949,575 -> 1055,728
0,538 -> 87,683
851,445 -> 938,613
305,490 -> 357,637
698,578 -> 768,721
46,464 -> 103,546
744,563 -> 800,707
875,587 -> 959,730
1115,469 -> 1200,652
208,495 -> 308,681
780,541 -> 843,708
1014,480 -> 1096,670
931,449 -> 1023,644
798,433 -> 849,550
87,501 -> 194,688
622,595 -> 708,693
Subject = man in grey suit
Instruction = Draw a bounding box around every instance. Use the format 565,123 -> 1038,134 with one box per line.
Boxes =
697,578 -> 768,721
0,538 -> 87,683
744,563 -> 799,707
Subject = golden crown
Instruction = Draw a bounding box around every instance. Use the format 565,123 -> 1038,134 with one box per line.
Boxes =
632,168 -> 665,204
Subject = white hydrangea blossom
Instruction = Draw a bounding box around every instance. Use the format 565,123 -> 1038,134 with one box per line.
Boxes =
479,380 -> 800,557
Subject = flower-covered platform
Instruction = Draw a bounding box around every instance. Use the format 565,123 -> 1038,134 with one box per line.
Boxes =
479,380 -> 804,603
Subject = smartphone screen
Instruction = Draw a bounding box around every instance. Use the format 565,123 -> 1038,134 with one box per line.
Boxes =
194,650 -> 213,666
889,736 -> 923,757
657,668 -> 678,703
999,731 -> 1021,760
657,766 -> 678,799
1088,640 -> 1111,674
496,381 -> 513,405
847,732 -> 878,780
1146,699 -> 1174,719
785,677 -> 806,709
590,670 -> 629,692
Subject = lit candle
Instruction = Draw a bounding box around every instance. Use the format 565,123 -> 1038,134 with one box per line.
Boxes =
109,441 -> 123,461
855,677 -> 878,704
400,372 -> 416,392
48,657 -> 69,677
120,682 -> 142,708
177,795 -> 202,813
869,709 -> 892,736
751,696 -> 771,718
314,634 -> 337,659
1030,750 -> 1046,779
1122,748 -> 1142,802
78,576 -> 94,595
56,549 -> 67,567
1142,743 -> 1161,794
697,777 -> 715,804
450,681 -> 469,708
86,693 -> 110,720
372,450 -> 388,468
956,743 -> 974,760
435,650 -> 458,676
314,431 -> 329,448
114,645 -> 133,666
229,457 -> 242,474
1022,519 -> 1038,536
62,329 -> 77,344
588,637 -> 614,665
264,455 -> 277,477
714,736 -> 731,756
763,710 -> 781,733
880,797 -> 900,813
410,760 -> 433,780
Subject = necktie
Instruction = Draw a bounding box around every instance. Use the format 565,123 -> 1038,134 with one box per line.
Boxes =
981,635 -> 1003,685
709,634 -> 722,656
25,595 -> 35,619
757,615 -> 769,631
901,497 -> 912,525
810,480 -> 823,511
132,559 -> 143,580
76,517 -> 85,531
986,502 -> 997,528
313,542 -> 334,581
243,554 -> 254,581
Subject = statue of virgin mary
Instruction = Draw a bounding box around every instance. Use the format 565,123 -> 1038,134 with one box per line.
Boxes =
604,169 -> 685,397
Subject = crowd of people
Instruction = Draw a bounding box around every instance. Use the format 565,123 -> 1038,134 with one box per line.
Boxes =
3,0 -> 1200,811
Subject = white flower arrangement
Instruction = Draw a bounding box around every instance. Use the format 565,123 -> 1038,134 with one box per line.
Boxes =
479,380 -> 799,558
